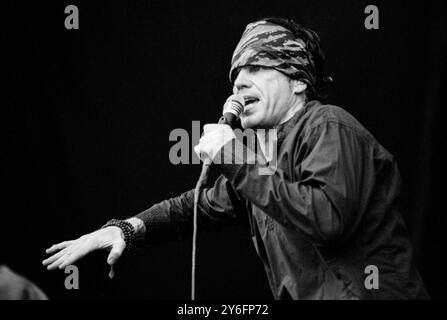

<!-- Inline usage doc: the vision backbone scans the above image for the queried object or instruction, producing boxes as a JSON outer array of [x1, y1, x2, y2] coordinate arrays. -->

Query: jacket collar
[[274, 100, 320, 145]]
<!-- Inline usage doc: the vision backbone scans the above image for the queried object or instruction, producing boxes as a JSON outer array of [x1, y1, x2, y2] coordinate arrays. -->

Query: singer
[[43, 17, 428, 299]]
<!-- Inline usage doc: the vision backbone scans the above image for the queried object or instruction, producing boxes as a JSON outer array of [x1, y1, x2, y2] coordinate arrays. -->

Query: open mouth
[[244, 96, 259, 107]]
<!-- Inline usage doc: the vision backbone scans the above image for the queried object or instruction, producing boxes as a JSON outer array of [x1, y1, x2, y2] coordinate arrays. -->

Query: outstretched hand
[[42, 226, 126, 272]]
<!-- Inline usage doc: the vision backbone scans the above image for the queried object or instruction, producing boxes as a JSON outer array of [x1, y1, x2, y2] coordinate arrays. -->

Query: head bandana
[[230, 20, 319, 94]]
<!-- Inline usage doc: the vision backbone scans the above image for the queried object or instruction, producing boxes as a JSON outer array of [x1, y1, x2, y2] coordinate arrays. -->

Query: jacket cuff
[[135, 203, 172, 243]]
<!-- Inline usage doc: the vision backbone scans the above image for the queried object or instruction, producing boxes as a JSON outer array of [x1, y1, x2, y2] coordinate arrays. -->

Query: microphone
[[202, 94, 245, 166], [191, 94, 245, 300], [217, 94, 245, 128]]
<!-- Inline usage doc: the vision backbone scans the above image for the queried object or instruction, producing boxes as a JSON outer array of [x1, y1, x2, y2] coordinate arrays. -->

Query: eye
[[232, 68, 242, 82], [247, 65, 263, 74]]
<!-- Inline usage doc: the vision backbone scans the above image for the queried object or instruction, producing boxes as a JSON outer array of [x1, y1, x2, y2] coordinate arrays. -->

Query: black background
[[2, 0, 446, 299]]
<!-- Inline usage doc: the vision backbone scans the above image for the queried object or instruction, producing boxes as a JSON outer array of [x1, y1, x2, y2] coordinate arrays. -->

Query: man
[[43, 17, 428, 299]]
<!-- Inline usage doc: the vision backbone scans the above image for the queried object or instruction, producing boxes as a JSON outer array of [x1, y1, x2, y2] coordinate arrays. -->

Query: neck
[[277, 98, 305, 127]]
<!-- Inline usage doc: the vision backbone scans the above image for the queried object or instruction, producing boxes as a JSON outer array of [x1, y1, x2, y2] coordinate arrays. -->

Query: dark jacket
[[137, 100, 428, 299]]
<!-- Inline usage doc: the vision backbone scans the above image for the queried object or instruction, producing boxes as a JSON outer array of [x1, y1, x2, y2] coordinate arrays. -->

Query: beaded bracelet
[[101, 219, 135, 251]]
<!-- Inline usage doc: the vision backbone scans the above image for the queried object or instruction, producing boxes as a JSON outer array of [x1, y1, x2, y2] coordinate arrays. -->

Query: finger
[[197, 134, 217, 158], [42, 247, 69, 266], [109, 265, 115, 279], [195, 142, 211, 160], [58, 243, 94, 270], [46, 241, 75, 254], [200, 129, 221, 143], [47, 252, 70, 270], [194, 147, 210, 163], [47, 241, 84, 270], [203, 124, 220, 134], [193, 144, 201, 159], [203, 124, 212, 134], [107, 240, 126, 266]]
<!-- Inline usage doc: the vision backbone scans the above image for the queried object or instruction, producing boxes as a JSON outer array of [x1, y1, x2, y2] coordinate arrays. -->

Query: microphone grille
[[223, 94, 245, 117]]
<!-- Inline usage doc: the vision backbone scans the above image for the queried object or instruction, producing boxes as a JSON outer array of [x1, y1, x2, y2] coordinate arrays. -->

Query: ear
[[291, 80, 307, 95]]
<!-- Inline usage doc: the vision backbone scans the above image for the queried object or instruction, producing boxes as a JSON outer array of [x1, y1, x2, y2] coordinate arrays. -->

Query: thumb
[[107, 239, 126, 266]]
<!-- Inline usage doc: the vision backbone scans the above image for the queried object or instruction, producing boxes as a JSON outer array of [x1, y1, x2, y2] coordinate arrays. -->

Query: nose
[[233, 68, 252, 93]]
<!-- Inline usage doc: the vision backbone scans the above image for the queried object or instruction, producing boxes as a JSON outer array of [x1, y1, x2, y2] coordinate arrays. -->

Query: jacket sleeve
[[219, 120, 374, 247], [135, 175, 245, 243]]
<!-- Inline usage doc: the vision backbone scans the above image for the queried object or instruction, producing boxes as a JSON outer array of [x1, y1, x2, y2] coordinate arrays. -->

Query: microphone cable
[[191, 160, 211, 300], [190, 94, 244, 300]]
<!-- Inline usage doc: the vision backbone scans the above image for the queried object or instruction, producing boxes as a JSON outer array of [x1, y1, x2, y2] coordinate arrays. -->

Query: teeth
[[244, 97, 258, 105]]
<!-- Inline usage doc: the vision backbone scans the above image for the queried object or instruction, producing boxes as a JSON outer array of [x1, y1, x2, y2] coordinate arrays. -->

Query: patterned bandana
[[229, 20, 319, 93]]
